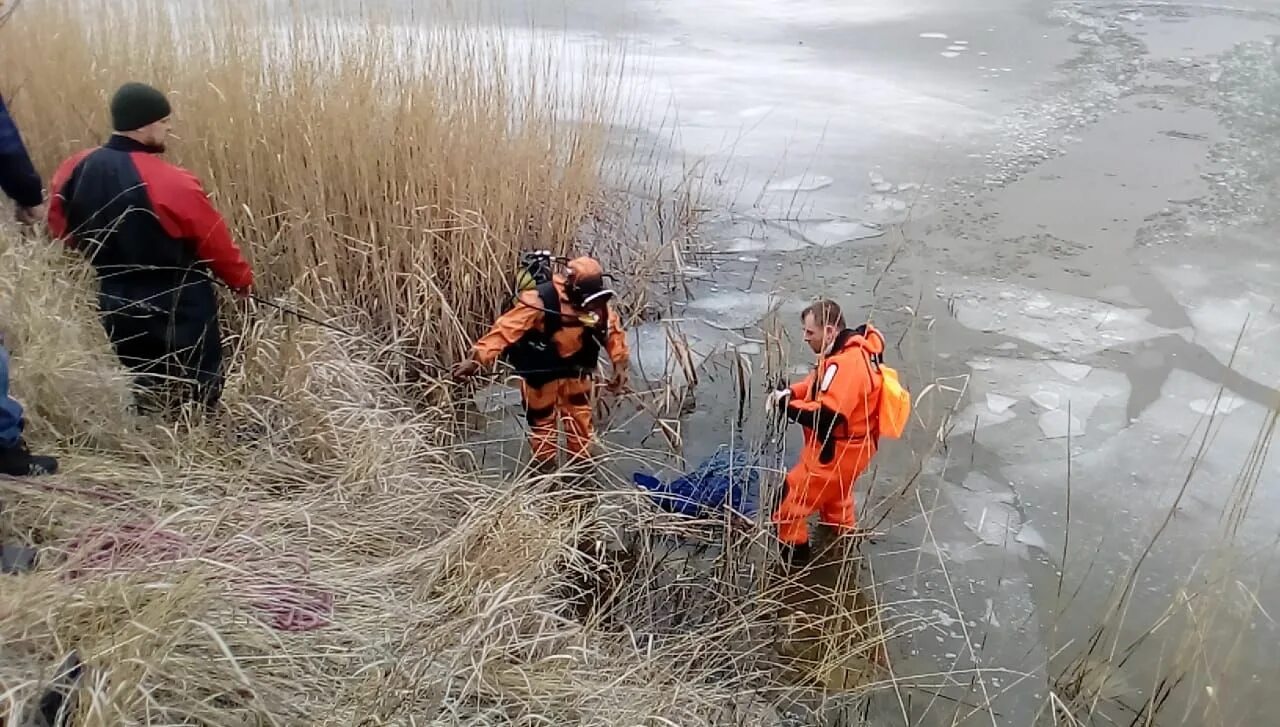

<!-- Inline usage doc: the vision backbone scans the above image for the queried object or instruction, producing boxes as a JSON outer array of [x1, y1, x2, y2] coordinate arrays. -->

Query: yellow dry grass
[[1, 0, 626, 364]]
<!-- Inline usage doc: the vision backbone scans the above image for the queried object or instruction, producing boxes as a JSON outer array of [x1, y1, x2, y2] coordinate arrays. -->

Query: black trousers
[[100, 304, 224, 414]]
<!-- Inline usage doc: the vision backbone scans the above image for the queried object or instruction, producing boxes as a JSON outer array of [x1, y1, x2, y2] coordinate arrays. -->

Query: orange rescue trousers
[[772, 438, 875, 546], [521, 376, 595, 465]]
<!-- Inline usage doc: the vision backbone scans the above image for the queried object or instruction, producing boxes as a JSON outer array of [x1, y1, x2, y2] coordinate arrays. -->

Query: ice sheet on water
[[800, 220, 885, 247], [947, 484, 1027, 549], [628, 320, 724, 386], [1188, 394, 1245, 417], [1153, 260, 1280, 384], [766, 174, 833, 193], [987, 393, 1018, 414], [950, 401, 1017, 436], [939, 277, 1178, 355], [869, 195, 910, 212], [957, 356, 1131, 453], [722, 235, 809, 253], [1046, 361, 1093, 382], [681, 265, 712, 280], [1031, 391, 1061, 410], [1038, 410, 1084, 439], [1004, 368, 1280, 551], [961, 472, 1017, 504], [685, 291, 779, 330], [1015, 523, 1049, 552]]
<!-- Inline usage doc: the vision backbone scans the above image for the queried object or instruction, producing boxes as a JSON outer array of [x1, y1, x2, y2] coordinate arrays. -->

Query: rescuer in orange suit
[[768, 299, 886, 566], [452, 256, 630, 471]]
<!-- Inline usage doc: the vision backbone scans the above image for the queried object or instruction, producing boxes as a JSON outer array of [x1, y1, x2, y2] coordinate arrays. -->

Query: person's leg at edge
[[0, 343, 57, 477], [521, 379, 560, 474], [772, 467, 817, 567], [815, 444, 874, 545], [182, 315, 225, 413], [559, 376, 596, 481]]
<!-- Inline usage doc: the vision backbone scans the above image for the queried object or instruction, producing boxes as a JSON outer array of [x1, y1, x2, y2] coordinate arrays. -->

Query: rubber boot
[[779, 542, 812, 570], [0, 438, 58, 477], [26, 650, 83, 727], [529, 457, 558, 478]]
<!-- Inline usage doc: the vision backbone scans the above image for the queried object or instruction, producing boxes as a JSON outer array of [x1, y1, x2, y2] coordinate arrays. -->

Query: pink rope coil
[[62, 521, 334, 632]]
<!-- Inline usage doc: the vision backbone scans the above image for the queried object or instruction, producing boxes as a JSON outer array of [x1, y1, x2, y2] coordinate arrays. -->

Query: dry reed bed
[[1, 0, 635, 364]]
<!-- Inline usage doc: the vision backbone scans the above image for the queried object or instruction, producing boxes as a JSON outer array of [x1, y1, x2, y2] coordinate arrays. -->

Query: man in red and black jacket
[[47, 82, 254, 413]]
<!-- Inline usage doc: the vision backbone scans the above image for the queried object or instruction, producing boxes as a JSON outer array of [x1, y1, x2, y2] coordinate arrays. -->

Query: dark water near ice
[[451, 1, 1280, 724]]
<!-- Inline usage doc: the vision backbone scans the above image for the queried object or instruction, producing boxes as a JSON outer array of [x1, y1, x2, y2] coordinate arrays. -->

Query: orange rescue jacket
[[786, 323, 886, 466], [472, 275, 629, 383]]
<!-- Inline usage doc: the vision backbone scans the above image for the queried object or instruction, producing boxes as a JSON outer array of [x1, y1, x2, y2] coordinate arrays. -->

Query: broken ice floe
[[1038, 410, 1085, 439], [799, 220, 885, 247], [685, 294, 769, 330], [958, 356, 1130, 445], [1015, 523, 1049, 552], [1046, 361, 1093, 382], [940, 278, 1177, 355], [1030, 391, 1061, 410], [1153, 261, 1280, 384], [986, 393, 1018, 414], [919, 32, 949, 39], [950, 402, 1016, 436]]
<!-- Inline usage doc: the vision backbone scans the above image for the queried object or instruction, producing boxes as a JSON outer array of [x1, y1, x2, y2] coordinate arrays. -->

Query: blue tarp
[[632, 446, 762, 519]]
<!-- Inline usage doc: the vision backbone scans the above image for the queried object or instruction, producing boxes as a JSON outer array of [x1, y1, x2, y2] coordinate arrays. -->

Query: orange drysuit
[[471, 275, 629, 464], [773, 324, 886, 546]]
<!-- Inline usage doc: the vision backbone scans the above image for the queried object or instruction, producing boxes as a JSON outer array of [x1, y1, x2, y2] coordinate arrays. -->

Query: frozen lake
[[452, 0, 1280, 723]]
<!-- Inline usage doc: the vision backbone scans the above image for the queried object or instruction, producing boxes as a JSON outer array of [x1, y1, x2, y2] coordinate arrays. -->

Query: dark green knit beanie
[[110, 82, 172, 132]]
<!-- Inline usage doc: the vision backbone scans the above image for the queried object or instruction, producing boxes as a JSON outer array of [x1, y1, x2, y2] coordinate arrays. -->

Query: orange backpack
[[876, 361, 911, 439]]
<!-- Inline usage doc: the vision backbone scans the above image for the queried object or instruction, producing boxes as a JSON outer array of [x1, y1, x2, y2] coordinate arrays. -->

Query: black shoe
[[0, 439, 59, 476]]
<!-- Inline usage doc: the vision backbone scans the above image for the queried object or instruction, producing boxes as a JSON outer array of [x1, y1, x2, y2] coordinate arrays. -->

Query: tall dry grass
[[1, 0, 641, 365]]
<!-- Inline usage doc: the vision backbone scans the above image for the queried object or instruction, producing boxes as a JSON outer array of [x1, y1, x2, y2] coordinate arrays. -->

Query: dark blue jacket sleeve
[[0, 93, 44, 208]]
